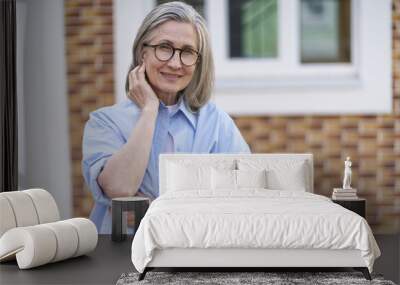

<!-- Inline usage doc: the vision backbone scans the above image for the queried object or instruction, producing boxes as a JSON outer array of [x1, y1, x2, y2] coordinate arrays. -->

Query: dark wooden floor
[[373, 233, 400, 284]]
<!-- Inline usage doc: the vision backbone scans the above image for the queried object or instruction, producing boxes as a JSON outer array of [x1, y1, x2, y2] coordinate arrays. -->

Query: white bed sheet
[[131, 190, 380, 273]]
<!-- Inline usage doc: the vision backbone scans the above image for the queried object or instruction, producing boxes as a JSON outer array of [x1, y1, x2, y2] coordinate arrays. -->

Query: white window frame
[[114, 0, 392, 115]]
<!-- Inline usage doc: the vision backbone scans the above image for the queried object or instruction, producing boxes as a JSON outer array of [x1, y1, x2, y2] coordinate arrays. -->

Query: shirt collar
[[160, 95, 197, 129], [178, 97, 197, 129]]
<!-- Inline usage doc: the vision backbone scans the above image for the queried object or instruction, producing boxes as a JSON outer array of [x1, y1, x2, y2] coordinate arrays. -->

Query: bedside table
[[332, 198, 366, 218], [112, 197, 150, 242]]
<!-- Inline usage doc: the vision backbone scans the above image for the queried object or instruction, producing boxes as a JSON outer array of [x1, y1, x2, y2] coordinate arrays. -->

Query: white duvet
[[131, 190, 380, 273]]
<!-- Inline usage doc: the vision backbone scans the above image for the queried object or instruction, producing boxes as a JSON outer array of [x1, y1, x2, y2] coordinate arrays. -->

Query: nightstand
[[112, 197, 150, 242], [332, 198, 366, 218]]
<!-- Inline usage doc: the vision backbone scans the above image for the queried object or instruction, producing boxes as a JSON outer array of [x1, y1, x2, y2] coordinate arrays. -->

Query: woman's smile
[[160, 72, 183, 82]]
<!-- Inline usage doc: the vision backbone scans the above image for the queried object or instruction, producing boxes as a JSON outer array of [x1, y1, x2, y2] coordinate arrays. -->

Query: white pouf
[[0, 189, 98, 269]]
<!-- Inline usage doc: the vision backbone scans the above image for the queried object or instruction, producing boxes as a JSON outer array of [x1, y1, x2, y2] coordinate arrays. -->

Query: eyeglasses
[[143, 43, 200, 66]]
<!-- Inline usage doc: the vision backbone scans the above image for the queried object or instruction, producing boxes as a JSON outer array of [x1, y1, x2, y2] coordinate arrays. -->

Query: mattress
[[131, 190, 380, 273]]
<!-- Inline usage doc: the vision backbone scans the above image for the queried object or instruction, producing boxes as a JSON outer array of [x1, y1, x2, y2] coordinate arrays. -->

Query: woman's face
[[142, 21, 198, 102]]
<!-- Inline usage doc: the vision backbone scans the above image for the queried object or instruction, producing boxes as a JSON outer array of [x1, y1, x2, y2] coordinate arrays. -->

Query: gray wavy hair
[[125, 1, 214, 112]]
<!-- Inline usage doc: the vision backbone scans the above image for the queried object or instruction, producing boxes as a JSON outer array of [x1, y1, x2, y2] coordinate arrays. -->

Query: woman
[[82, 1, 250, 233]]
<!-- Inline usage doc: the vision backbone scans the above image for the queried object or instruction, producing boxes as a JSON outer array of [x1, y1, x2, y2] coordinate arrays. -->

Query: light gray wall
[[16, 0, 72, 219]]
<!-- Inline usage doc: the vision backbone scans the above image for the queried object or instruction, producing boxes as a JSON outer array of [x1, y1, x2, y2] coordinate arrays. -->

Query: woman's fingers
[[127, 64, 159, 110], [127, 65, 146, 107], [128, 66, 139, 90], [136, 63, 146, 84], [128, 66, 140, 102]]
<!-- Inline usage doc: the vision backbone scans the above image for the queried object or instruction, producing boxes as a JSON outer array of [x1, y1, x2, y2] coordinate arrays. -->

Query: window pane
[[300, 0, 351, 63], [157, 0, 205, 19], [229, 0, 278, 58]]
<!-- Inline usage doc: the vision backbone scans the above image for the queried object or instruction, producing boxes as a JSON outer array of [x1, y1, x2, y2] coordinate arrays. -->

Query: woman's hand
[[127, 63, 159, 112], [99, 64, 159, 199]]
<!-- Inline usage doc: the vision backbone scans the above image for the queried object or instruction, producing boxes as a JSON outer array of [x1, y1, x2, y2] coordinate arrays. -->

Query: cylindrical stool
[[111, 197, 149, 242]]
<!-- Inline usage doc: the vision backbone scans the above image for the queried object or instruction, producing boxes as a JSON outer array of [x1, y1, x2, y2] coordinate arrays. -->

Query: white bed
[[131, 154, 380, 280]]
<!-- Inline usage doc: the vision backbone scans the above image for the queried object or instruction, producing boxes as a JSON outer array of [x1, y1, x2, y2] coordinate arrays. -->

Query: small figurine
[[342, 157, 352, 189]]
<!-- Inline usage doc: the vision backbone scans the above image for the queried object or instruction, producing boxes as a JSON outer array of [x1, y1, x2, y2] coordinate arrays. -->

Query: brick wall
[[65, 0, 400, 233], [65, 0, 115, 216]]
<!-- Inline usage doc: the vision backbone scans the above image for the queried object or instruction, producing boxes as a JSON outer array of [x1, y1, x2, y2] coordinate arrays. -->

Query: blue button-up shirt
[[82, 98, 250, 233]]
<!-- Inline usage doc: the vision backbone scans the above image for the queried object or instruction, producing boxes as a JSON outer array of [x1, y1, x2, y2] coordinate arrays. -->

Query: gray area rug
[[116, 271, 396, 285]]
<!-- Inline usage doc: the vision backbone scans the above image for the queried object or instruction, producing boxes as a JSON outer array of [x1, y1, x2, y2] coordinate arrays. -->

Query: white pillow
[[211, 169, 268, 190], [266, 168, 307, 191], [211, 168, 236, 190], [167, 162, 211, 192], [236, 169, 268, 189], [238, 159, 309, 191]]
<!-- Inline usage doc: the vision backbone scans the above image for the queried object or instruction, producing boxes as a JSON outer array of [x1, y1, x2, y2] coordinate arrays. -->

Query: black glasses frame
[[143, 43, 200, 66]]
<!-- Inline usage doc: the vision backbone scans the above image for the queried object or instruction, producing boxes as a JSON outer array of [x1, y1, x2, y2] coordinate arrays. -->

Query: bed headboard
[[159, 153, 314, 195]]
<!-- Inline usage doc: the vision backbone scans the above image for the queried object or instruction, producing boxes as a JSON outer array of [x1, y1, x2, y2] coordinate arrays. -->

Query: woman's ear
[[140, 51, 147, 64]]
